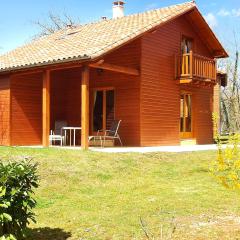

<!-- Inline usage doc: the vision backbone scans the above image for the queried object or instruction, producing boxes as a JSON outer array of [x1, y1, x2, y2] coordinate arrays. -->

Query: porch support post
[[81, 65, 90, 150], [42, 70, 50, 147]]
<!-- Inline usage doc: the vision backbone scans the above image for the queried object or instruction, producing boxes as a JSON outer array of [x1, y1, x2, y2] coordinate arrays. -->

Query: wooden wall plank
[[0, 75, 10, 145], [11, 73, 42, 146]]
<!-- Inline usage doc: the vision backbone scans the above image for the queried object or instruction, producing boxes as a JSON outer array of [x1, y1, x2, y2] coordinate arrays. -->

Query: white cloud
[[217, 8, 240, 17], [145, 3, 158, 11], [204, 13, 218, 28], [232, 8, 240, 17], [217, 9, 230, 17]]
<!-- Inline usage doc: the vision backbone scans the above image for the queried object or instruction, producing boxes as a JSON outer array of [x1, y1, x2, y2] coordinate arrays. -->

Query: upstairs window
[[181, 37, 193, 54]]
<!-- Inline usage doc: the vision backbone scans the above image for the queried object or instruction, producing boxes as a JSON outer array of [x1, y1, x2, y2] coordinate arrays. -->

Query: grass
[[1, 147, 240, 239]]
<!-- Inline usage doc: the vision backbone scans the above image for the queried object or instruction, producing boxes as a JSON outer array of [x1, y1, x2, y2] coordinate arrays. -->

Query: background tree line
[[220, 33, 240, 134]]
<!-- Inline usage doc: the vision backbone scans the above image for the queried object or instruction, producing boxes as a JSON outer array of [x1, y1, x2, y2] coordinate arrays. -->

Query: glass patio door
[[181, 36, 193, 54], [92, 89, 115, 133], [180, 93, 193, 138]]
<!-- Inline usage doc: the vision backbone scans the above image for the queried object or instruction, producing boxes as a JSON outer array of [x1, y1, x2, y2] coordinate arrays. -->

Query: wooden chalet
[[0, 1, 228, 149]]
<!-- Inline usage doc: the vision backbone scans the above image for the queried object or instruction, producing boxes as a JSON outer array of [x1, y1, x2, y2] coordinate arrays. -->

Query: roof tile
[[0, 1, 195, 71]]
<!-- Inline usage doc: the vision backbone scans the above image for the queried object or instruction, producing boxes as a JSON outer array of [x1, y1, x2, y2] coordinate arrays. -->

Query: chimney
[[113, 1, 125, 19]]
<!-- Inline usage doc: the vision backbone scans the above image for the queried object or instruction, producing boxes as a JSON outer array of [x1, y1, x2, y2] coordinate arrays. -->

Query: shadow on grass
[[26, 227, 71, 240]]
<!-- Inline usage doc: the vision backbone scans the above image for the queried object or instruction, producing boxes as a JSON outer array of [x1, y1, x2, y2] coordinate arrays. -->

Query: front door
[[180, 93, 193, 138], [92, 88, 115, 133]]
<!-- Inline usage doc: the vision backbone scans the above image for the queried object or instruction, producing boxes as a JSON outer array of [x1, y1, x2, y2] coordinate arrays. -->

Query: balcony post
[[190, 50, 193, 78]]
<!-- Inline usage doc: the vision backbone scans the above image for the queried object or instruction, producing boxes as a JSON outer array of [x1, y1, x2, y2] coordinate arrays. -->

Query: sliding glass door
[[92, 88, 115, 133]]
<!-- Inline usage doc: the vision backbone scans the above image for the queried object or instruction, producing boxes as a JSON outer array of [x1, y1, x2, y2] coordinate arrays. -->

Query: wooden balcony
[[175, 51, 217, 85]]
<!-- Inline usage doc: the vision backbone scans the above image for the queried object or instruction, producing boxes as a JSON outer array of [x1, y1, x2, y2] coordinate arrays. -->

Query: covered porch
[[10, 57, 140, 149]]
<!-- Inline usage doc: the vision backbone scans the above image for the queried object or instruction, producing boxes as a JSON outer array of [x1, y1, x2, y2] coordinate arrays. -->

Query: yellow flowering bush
[[211, 113, 240, 189]]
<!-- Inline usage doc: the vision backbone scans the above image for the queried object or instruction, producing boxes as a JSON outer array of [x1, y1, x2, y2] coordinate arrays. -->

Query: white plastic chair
[[49, 121, 67, 146]]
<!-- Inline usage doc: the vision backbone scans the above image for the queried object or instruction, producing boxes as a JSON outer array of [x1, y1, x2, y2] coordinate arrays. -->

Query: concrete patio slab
[[17, 144, 224, 153], [89, 144, 220, 153]]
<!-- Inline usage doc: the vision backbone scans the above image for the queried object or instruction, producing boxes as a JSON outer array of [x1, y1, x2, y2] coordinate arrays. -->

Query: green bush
[[212, 113, 240, 189], [0, 160, 39, 240]]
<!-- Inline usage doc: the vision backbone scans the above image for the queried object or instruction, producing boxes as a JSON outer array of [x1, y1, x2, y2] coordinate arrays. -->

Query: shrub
[[211, 113, 240, 189], [0, 160, 39, 240]]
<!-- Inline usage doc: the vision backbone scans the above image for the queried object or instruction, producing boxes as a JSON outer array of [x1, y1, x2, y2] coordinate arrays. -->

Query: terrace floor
[[48, 144, 221, 153], [19, 144, 226, 153], [91, 144, 220, 153]]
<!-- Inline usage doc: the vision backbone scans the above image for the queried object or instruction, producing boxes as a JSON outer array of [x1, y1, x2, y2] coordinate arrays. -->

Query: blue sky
[[0, 0, 240, 55]]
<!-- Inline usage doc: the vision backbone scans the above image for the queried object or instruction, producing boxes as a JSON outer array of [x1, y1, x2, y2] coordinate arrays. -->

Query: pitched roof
[[0, 1, 227, 73]]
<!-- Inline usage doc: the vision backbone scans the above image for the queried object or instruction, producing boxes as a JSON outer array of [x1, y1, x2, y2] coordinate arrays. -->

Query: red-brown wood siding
[[0, 75, 10, 145], [181, 85, 214, 144], [140, 14, 215, 146], [193, 87, 214, 144], [51, 68, 82, 145], [90, 39, 141, 146], [10, 73, 42, 146]]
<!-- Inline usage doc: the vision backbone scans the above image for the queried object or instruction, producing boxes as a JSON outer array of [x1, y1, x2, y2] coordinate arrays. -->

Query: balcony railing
[[175, 51, 217, 82]]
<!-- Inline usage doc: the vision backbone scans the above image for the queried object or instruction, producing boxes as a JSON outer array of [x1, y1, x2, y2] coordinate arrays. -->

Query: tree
[[32, 12, 80, 38], [211, 31, 240, 190], [219, 32, 240, 134]]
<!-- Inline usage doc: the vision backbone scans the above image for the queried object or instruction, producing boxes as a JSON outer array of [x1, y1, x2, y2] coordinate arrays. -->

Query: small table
[[61, 127, 81, 146]]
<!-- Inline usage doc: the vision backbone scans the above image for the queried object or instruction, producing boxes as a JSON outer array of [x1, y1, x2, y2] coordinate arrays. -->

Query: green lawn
[[1, 147, 240, 239]]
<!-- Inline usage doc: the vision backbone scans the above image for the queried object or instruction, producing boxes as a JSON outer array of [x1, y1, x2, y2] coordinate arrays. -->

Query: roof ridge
[[76, 1, 196, 28], [132, 1, 196, 17], [45, 1, 196, 34]]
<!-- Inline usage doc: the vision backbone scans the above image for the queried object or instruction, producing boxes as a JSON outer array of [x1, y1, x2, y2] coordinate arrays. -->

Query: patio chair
[[49, 120, 67, 146], [89, 120, 123, 147]]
